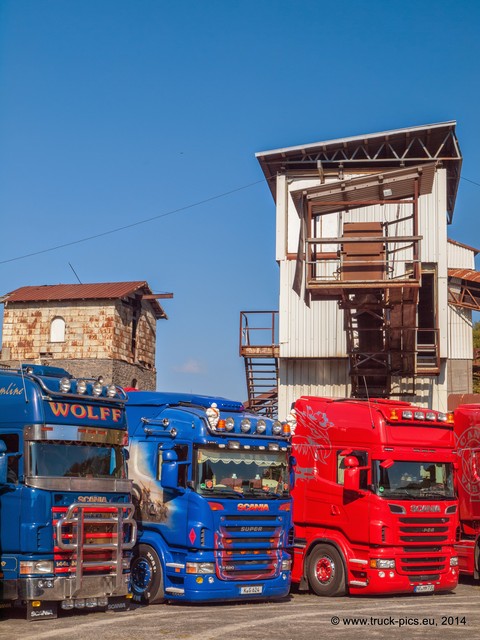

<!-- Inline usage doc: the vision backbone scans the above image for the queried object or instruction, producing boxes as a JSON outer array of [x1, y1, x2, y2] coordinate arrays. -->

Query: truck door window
[[174, 444, 189, 489], [337, 450, 369, 489], [1, 433, 19, 483]]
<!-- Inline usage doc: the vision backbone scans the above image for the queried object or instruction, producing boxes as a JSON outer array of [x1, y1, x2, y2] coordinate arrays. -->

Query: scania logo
[[410, 505, 441, 513], [237, 503, 269, 511], [77, 496, 108, 503]]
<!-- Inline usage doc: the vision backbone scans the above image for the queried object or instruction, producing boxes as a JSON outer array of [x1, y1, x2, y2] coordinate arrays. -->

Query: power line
[[461, 176, 480, 188], [0, 179, 265, 266], [2, 172, 479, 267]]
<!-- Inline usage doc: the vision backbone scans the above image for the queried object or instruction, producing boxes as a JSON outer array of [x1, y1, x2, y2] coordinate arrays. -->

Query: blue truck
[[0, 365, 137, 620], [125, 391, 293, 603]]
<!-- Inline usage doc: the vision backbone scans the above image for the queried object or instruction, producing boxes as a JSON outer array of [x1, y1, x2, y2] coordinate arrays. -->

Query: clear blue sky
[[0, 0, 479, 401]]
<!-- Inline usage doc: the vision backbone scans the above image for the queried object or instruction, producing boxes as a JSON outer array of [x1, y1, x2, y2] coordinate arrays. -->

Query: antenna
[[20, 364, 29, 404], [362, 375, 374, 429], [69, 263, 82, 284]]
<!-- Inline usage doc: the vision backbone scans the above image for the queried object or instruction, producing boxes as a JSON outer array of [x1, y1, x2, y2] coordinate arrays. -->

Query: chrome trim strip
[[25, 476, 132, 492]]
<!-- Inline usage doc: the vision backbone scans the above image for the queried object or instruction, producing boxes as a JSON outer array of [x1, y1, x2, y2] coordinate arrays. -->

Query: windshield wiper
[[419, 489, 449, 498], [383, 488, 418, 499], [243, 488, 282, 499], [200, 486, 242, 498]]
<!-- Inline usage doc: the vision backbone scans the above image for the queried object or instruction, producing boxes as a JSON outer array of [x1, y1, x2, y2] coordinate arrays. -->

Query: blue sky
[[0, 0, 479, 401]]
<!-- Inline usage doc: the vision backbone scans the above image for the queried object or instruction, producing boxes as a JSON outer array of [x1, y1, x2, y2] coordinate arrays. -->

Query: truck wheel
[[307, 544, 346, 597], [130, 544, 165, 604]]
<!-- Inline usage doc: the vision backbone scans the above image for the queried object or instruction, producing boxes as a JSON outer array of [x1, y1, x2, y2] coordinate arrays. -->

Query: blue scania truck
[[0, 365, 137, 620], [125, 391, 293, 604]]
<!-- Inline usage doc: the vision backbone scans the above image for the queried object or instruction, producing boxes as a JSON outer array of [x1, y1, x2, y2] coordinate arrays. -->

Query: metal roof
[[256, 121, 462, 220], [448, 269, 480, 283], [290, 163, 436, 216], [1, 281, 168, 319]]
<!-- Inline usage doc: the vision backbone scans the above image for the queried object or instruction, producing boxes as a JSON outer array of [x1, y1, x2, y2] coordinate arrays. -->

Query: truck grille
[[214, 515, 284, 581], [398, 517, 450, 544], [53, 503, 136, 590], [395, 516, 452, 578]]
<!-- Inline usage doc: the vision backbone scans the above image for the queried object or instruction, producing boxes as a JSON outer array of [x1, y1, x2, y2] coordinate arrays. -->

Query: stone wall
[[0, 295, 158, 389], [2, 297, 156, 368], [0, 358, 156, 390]]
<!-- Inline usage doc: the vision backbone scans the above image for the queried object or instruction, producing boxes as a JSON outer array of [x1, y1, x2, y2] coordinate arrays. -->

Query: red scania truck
[[289, 396, 459, 596], [453, 403, 480, 577]]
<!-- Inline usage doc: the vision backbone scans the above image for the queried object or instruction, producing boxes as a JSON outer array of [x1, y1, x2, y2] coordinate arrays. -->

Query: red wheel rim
[[315, 556, 334, 584]]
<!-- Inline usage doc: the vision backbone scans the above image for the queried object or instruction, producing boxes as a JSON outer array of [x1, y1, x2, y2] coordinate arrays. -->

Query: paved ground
[[1, 579, 479, 640]]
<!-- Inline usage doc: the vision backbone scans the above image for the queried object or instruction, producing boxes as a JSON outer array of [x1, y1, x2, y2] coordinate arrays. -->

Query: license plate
[[414, 584, 434, 593], [240, 585, 263, 595]]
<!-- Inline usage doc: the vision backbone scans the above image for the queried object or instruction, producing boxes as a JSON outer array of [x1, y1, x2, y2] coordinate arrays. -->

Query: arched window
[[50, 317, 65, 343]]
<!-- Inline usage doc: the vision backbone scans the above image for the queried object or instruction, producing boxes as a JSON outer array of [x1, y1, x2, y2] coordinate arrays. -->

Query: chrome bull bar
[[55, 502, 137, 595]]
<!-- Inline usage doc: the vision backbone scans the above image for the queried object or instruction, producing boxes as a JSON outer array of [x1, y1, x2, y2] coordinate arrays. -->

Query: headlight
[[272, 420, 283, 435], [256, 419, 267, 434], [240, 419, 251, 433], [59, 377, 71, 392], [92, 381, 103, 396], [186, 562, 215, 574], [76, 379, 87, 394], [106, 383, 117, 398], [370, 559, 395, 569], [20, 560, 54, 575], [450, 556, 459, 567], [225, 417, 235, 431], [281, 559, 292, 571]]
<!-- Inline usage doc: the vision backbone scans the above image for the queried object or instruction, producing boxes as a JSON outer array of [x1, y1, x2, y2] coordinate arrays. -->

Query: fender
[[302, 532, 351, 587], [135, 530, 170, 575]]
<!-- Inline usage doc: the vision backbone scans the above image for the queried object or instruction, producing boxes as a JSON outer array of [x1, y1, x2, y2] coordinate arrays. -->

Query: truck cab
[[0, 365, 136, 620], [290, 396, 459, 596], [126, 391, 292, 603]]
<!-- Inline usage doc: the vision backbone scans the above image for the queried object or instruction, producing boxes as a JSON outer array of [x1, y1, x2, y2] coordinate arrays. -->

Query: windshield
[[195, 447, 290, 499], [29, 441, 125, 479], [374, 460, 454, 499]]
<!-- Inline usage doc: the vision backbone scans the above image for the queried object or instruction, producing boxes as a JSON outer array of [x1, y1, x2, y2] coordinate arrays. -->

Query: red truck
[[453, 403, 480, 577], [289, 396, 459, 596]]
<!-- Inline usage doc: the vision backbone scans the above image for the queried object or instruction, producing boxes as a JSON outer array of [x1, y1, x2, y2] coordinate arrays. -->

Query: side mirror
[[0, 440, 7, 485], [289, 455, 297, 490], [343, 455, 360, 492], [161, 449, 184, 493]]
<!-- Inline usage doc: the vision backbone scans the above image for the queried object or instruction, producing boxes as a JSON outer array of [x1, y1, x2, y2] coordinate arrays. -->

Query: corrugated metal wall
[[279, 260, 346, 358], [448, 304, 473, 359], [391, 366, 448, 412], [278, 358, 350, 419], [447, 241, 476, 269]]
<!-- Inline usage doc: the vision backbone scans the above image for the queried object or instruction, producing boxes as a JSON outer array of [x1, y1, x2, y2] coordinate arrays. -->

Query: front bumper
[[169, 571, 291, 602], [2, 573, 130, 602], [349, 566, 458, 596]]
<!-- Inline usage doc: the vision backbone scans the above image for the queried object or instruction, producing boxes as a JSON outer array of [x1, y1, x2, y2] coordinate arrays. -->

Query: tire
[[307, 544, 346, 597], [130, 544, 165, 604]]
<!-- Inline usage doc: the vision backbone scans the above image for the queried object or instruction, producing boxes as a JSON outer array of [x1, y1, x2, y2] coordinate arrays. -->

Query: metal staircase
[[239, 312, 279, 417]]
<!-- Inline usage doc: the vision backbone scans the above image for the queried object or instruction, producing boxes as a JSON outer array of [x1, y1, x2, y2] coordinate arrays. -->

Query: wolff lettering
[[49, 402, 122, 422]]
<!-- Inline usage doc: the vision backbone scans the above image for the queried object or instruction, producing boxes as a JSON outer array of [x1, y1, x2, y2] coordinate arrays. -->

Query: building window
[[50, 317, 65, 343]]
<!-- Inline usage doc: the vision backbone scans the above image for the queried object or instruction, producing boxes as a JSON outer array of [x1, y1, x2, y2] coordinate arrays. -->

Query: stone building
[[0, 281, 170, 389]]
